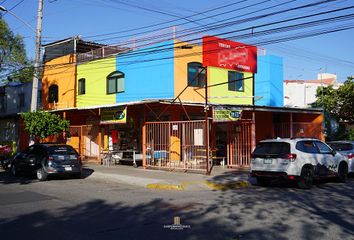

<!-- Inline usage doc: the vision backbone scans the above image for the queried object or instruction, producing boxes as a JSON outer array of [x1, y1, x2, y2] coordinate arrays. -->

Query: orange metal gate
[[68, 125, 100, 162], [228, 121, 253, 168], [144, 120, 211, 173]]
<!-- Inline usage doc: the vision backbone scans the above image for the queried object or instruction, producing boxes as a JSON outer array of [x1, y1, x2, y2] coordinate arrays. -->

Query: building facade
[[39, 35, 323, 172], [0, 81, 41, 151], [284, 73, 340, 108]]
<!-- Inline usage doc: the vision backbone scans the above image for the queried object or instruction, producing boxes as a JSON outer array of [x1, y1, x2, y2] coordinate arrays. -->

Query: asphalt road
[[0, 168, 353, 240]]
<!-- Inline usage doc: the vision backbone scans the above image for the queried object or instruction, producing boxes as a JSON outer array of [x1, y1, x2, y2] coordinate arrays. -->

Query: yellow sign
[[100, 106, 127, 124], [213, 107, 242, 122]]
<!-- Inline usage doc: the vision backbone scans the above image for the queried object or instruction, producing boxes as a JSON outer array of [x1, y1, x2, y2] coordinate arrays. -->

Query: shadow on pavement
[[1, 181, 354, 240], [0, 166, 95, 185]]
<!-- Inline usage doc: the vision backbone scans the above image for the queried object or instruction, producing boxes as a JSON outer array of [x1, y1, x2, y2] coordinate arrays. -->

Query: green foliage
[[0, 18, 32, 82], [21, 111, 70, 140], [312, 77, 354, 140]]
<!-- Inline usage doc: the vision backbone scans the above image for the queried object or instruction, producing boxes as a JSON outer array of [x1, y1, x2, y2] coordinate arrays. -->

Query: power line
[[86, 0, 334, 43], [82, 0, 251, 39], [4, 16, 354, 80]]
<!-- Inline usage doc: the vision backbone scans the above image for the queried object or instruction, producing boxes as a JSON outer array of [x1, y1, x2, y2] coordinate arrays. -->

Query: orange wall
[[174, 40, 205, 102], [296, 113, 324, 140], [255, 111, 274, 142], [42, 54, 76, 110]]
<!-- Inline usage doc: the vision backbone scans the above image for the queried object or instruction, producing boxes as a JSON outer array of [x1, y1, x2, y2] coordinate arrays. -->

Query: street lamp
[[0, 2, 44, 112]]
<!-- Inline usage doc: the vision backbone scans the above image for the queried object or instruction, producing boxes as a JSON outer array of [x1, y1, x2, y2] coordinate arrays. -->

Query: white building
[[284, 73, 341, 108]]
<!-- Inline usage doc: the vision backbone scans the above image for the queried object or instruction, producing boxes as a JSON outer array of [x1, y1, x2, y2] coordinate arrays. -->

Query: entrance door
[[228, 121, 252, 168]]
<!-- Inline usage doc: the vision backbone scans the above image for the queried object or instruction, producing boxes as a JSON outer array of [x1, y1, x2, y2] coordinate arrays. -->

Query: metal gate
[[68, 125, 99, 162], [228, 121, 253, 168], [144, 120, 211, 173]]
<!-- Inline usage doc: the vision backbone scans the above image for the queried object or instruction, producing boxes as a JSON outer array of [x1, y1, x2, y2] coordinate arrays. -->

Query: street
[[0, 167, 353, 240]]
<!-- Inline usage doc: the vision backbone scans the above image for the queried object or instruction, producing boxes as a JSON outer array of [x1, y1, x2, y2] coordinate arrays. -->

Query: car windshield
[[48, 146, 77, 155], [253, 142, 290, 156], [329, 143, 353, 151]]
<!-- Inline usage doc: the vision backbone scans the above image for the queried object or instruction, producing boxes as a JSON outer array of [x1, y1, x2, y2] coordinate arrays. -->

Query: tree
[[21, 111, 70, 141], [0, 18, 32, 82], [312, 77, 354, 140]]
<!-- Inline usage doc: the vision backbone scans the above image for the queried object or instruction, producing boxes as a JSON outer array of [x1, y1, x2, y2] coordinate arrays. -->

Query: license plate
[[264, 159, 273, 164], [65, 166, 72, 171]]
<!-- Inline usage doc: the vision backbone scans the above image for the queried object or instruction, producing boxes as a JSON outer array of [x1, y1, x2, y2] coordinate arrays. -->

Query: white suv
[[250, 138, 348, 188]]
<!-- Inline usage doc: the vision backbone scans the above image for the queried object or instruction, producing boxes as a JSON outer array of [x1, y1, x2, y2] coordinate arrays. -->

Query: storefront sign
[[100, 106, 127, 124], [202, 35, 257, 73], [213, 107, 242, 122]]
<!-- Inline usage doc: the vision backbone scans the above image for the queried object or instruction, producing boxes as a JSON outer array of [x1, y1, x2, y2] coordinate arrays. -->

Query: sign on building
[[202, 35, 257, 73], [100, 106, 127, 124], [213, 107, 242, 122]]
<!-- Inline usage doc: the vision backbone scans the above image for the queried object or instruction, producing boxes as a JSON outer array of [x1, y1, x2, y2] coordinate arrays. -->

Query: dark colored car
[[10, 143, 82, 181]]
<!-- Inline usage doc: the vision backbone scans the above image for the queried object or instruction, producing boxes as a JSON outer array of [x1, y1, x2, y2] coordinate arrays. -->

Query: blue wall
[[116, 40, 175, 103], [255, 55, 283, 107]]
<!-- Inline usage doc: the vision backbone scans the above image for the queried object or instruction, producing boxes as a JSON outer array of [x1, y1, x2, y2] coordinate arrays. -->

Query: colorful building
[[39, 35, 324, 173]]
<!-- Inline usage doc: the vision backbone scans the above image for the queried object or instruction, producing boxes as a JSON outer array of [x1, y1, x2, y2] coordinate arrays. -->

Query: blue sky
[[1, 0, 353, 81]]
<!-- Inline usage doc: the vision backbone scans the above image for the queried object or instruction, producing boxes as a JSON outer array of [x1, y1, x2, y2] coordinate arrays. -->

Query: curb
[[205, 180, 251, 190], [145, 180, 251, 191], [146, 183, 185, 191]]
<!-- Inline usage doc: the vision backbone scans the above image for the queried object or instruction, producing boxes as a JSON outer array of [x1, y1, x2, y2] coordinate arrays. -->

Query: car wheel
[[337, 162, 348, 183], [36, 168, 48, 181], [298, 166, 313, 189], [10, 164, 18, 176], [256, 177, 270, 187]]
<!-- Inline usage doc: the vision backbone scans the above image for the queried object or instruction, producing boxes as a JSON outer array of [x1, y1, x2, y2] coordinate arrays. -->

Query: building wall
[[255, 55, 283, 107], [116, 40, 175, 102], [4, 82, 32, 114], [42, 54, 76, 110], [76, 57, 116, 107], [284, 82, 320, 108], [174, 40, 204, 102], [208, 66, 253, 105]]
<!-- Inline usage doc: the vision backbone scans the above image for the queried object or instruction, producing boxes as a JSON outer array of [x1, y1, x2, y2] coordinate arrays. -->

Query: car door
[[314, 141, 336, 174], [23, 145, 38, 169], [297, 140, 328, 176], [15, 146, 35, 170]]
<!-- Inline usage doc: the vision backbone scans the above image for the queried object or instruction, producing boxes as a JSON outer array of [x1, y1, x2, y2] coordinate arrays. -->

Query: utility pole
[[30, 0, 44, 112], [204, 67, 210, 175]]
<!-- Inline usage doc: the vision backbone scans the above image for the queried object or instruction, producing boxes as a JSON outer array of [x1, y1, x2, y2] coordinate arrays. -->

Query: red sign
[[202, 36, 257, 73]]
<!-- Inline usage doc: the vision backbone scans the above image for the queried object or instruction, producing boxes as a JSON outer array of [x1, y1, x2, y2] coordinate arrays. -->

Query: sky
[[1, 0, 354, 82]]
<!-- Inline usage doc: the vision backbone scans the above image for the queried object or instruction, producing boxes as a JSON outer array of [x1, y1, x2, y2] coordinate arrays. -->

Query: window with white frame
[[107, 71, 125, 94]]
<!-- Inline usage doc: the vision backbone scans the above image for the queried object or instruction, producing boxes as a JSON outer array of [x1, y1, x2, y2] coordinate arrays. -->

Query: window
[[296, 141, 319, 154], [252, 142, 290, 157], [78, 78, 85, 95], [228, 71, 244, 91], [188, 62, 205, 87], [48, 85, 58, 103], [107, 71, 125, 94], [314, 141, 333, 154], [329, 142, 353, 151]]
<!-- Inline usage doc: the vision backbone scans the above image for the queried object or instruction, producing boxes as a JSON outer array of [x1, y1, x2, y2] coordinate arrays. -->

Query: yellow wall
[[42, 54, 76, 110], [174, 40, 205, 102], [208, 67, 253, 105], [77, 57, 116, 107]]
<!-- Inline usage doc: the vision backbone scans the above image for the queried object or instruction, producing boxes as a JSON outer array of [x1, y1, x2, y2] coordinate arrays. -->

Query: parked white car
[[250, 138, 348, 188]]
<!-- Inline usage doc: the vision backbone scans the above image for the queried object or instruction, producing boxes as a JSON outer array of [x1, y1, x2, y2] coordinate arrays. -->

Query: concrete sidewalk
[[83, 164, 255, 191]]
